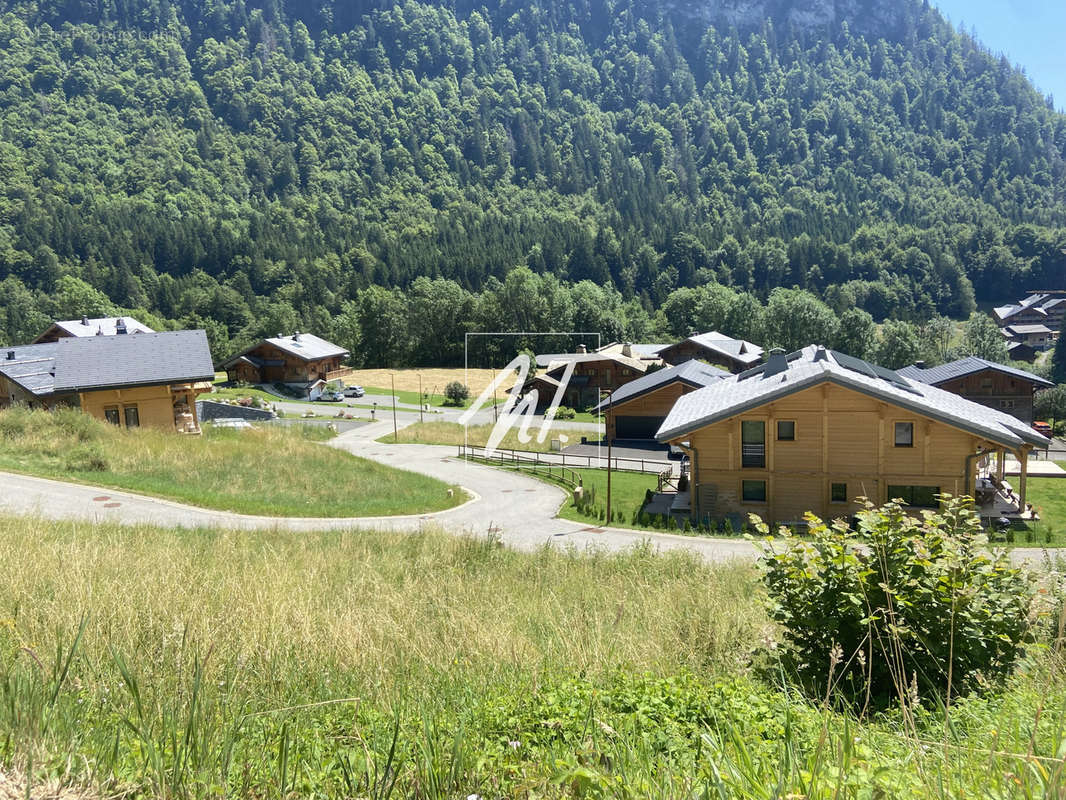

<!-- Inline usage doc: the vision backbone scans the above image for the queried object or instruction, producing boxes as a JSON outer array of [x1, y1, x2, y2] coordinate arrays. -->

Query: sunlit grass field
[[378, 420, 602, 452], [0, 407, 461, 517], [2, 516, 1066, 798]]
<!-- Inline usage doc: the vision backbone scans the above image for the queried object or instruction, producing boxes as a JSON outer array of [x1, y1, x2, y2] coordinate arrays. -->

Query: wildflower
[[508, 740, 520, 750]]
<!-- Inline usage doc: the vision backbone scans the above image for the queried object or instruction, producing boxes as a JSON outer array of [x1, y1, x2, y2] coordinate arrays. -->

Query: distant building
[[220, 333, 350, 395], [594, 360, 728, 441], [1007, 342, 1038, 363], [993, 294, 1066, 332], [0, 330, 215, 433], [897, 356, 1053, 425], [657, 331, 763, 373], [34, 315, 154, 343], [656, 346, 1048, 527], [1001, 323, 1055, 351], [525, 345, 649, 410]]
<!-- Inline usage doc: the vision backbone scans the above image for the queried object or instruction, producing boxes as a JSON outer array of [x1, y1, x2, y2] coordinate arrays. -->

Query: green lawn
[[206, 385, 283, 406], [363, 385, 474, 409], [1021, 476, 1066, 545], [378, 420, 602, 452], [0, 407, 462, 517]]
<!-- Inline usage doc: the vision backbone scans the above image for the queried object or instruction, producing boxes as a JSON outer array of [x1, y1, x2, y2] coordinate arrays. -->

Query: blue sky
[[932, 1, 1066, 110]]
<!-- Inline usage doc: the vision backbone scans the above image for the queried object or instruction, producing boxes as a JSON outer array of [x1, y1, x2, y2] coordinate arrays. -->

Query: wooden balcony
[[325, 366, 355, 382]]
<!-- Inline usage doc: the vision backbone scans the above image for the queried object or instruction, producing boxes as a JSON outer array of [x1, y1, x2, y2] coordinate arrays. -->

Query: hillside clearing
[[377, 420, 602, 452]]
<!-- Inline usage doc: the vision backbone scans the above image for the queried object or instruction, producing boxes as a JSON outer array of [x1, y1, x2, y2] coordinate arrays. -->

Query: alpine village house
[[652, 346, 1049, 527], [0, 329, 215, 433], [220, 333, 350, 398]]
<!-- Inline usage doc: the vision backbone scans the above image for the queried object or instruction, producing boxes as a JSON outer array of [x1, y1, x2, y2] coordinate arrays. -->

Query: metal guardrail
[[456, 443, 671, 476], [457, 445, 584, 489]]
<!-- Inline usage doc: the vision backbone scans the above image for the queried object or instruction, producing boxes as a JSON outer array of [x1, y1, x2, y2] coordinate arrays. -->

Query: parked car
[[319, 390, 344, 402], [343, 385, 365, 398]]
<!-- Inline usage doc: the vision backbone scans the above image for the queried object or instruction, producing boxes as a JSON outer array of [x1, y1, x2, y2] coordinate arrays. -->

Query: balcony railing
[[325, 366, 354, 382], [741, 443, 766, 469]]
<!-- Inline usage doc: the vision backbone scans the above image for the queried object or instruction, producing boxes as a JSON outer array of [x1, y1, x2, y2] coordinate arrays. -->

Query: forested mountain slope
[[0, 0, 1064, 362]]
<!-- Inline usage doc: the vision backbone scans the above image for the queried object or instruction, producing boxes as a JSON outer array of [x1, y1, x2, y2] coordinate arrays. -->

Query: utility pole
[[391, 373, 398, 442], [606, 408, 612, 526], [492, 368, 498, 422], [418, 374, 424, 424]]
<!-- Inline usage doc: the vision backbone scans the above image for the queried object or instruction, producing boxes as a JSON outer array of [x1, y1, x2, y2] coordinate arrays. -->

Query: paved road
[[0, 420, 1052, 567]]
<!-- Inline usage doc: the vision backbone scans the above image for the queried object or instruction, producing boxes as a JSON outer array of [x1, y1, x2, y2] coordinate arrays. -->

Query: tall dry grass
[[379, 420, 602, 452]]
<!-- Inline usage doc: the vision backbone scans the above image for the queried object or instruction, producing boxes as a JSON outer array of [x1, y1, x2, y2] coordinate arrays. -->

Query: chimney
[[277, 333, 284, 339], [915, 360, 926, 370], [292, 332, 301, 341], [762, 348, 789, 378], [622, 342, 633, 358], [813, 346, 829, 362], [576, 344, 587, 354], [81, 315, 89, 326], [115, 317, 127, 334], [6, 350, 14, 361]]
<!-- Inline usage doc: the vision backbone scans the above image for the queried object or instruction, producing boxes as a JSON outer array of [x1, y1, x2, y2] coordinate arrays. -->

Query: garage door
[[615, 415, 664, 440]]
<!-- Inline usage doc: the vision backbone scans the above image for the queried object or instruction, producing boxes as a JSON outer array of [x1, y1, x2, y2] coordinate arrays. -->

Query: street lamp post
[[600, 388, 612, 526]]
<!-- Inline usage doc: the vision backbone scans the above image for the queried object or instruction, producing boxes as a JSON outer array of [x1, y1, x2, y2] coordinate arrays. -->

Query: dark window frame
[[741, 420, 766, 468], [776, 420, 796, 441], [894, 421, 914, 448], [741, 480, 767, 503], [123, 405, 140, 429], [103, 406, 120, 426], [830, 482, 848, 503], [887, 485, 940, 509]]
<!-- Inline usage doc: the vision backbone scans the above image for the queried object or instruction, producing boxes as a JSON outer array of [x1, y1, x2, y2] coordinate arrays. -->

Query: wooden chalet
[[525, 345, 648, 410], [220, 333, 350, 388], [594, 360, 728, 440], [657, 331, 763, 373], [898, 357, 1053, 425], [0, 330, 215, 433], [656, 346, 1049, 528]]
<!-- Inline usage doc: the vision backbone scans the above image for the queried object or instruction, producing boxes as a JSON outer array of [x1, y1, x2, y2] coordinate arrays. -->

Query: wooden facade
[[79, 383, 209, 433], [224, 343, 345, 385], [933, 369, 1044, 425], [606, 381, 696, 440], [658, 341, 746, 372], [668, 382, 1031, 526], [529, 357, 645, 410]]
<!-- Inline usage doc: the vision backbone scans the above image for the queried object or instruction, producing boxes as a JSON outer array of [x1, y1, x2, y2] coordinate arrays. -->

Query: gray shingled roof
[[52, 330, 215, 392], [262, 333, 348, 361], [657, 346, 1048, 450], [1005, 324, 1053, 335], [594, 360, 728, 411], [663, 331, 764, 366], [897, 356, 1053, 388], [0, 342, 59, 396]]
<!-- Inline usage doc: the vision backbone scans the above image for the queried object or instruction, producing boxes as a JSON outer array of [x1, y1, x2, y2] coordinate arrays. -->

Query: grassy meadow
[[378, 420, 603, 453], [2, 516, 1066, 798], [0, 407, 461, 517]]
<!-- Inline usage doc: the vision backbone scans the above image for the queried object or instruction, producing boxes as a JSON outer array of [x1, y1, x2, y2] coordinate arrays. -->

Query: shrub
[[753, 496, 1035, 711], [444, 381, 470, 406], [553, 405, 576, 420]]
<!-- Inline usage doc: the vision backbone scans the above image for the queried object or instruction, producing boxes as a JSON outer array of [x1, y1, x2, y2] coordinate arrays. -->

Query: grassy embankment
[[1, 518, 1066, 798], [377, 420, 603, 453], [0, 407, 461, 517]]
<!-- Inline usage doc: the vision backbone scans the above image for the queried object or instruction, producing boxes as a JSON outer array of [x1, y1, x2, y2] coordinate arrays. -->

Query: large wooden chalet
[[0, 331, 215, 433], [220, 333, 350, 387], [656, 346, 1049, 527]]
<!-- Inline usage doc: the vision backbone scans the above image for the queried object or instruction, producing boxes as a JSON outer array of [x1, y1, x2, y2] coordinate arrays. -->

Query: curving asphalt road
[[0, 420, 1053, 567]]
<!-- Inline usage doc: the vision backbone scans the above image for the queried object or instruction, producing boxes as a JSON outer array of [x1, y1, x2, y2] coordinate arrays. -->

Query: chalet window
[[1000, 399, 1015, 409], [887, 485, 940, 508], [124, 405, 140, 428], [742, 480, 767, 503], [776, 420, 796, 441], [741, 420, 766, 468], [103, 407, 120, 425], [831, 482, 847, 503], [894, 422, 914, 448], [981, 377, 993, 389]]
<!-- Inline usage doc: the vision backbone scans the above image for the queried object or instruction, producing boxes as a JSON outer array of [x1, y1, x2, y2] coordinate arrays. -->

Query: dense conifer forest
[[0, 0, 1064, 365]]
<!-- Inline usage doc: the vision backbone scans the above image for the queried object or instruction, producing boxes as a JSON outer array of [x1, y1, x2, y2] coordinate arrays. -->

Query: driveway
[[0, 420, 1051, 567]]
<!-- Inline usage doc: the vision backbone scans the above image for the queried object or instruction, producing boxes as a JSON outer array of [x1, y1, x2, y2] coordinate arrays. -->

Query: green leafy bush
[[753, 496, 1035, 710], [553, 406, 576, 419], [443, 381, 469, 406]]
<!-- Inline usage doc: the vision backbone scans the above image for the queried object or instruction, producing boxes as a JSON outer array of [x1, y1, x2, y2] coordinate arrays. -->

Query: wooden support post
[[997, 450, 1006, 485], [1018, 447, 1029, 513]]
